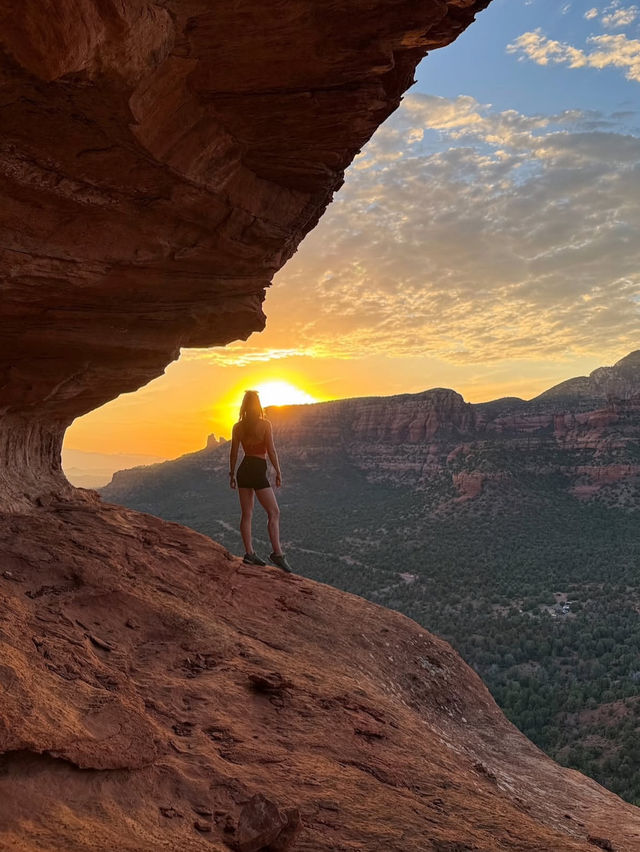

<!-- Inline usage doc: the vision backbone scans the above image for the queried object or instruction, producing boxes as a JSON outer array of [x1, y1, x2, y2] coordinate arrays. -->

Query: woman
[[229, 390, 292, 572]]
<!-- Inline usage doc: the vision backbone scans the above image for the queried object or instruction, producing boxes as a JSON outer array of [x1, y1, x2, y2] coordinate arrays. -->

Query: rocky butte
[[1, 2, 640, 850]]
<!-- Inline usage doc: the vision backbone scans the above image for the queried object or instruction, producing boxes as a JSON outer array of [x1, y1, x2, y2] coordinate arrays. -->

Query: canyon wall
[[257, 351, 640, 499]]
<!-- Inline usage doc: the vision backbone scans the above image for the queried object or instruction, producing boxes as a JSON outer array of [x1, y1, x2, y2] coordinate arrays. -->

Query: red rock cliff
[[261, 361, 640, 497], [0, 0, 489, 510], [2, 504, 640, 851]]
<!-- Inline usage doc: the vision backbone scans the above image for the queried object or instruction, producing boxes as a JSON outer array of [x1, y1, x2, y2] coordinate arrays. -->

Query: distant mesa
[[534, 349, 640, 403]]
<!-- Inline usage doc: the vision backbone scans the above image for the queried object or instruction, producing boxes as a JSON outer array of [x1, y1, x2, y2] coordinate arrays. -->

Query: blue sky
[[417, 0, 640, 121]]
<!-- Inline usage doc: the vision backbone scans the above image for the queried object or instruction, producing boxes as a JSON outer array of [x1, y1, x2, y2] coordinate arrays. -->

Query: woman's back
[[237, 418, 268, 457]]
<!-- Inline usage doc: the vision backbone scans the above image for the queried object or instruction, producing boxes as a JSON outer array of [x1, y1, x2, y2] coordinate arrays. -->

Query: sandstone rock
[[587, 837, 615, 851], [1, 502, 639, 851], [452, 471, 484, 500], [248, 671, 291, 694], [236, 793, 288, 852], [269, 808, 303, 851], [206, 434, 227, 449], [159, 806, 183, 819]]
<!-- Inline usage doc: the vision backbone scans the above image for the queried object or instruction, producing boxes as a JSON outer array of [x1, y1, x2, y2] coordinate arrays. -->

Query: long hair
[[238, 390, 264, 440]]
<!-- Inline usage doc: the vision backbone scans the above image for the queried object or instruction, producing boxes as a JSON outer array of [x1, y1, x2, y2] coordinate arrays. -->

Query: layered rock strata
[[1, 501, 639, 851], [0, 0, 489, 510]]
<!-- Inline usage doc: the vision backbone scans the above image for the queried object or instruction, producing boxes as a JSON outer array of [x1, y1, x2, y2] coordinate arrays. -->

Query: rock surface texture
[[0, 0, 489, 511], [2, 500, 640, 851]]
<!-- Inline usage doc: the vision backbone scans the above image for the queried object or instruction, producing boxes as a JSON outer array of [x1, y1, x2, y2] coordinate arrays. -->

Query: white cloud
[[602, 2, 638, 28], [588, 33, 640, 78], [603, 7, 637, 26], [507, 30, 587, 69], [508, 29, 640, 82], [583, 2, 639, 27]]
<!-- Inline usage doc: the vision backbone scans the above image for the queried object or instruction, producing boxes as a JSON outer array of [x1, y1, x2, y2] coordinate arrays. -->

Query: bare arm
[[265, 420, 282, 487], [229, 423, 240, 489]]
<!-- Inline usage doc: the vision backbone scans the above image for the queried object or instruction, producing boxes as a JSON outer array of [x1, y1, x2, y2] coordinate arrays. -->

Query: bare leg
[[238, 488, 255, 553], [255, 487, 282, 555]]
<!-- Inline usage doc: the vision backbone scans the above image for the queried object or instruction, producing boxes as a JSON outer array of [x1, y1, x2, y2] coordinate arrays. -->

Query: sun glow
[[252, 381, 317, 408], [218, 379, 319, 435]]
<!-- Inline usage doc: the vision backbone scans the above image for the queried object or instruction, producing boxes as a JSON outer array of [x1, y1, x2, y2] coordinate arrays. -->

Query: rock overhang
[[0, 0, 490, 508]]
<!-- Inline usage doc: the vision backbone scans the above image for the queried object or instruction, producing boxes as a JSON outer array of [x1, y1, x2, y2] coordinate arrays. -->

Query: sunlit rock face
[[269, 388, 475, 447], [0, 0, 490, 510]]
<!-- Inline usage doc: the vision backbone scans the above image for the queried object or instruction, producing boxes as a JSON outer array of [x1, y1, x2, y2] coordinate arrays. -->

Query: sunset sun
[[219, 379, 320, 434], [252, 380, 317, 408]]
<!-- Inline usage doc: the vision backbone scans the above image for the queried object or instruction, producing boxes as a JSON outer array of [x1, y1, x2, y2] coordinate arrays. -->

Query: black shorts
[[236, 456, 270, 490]]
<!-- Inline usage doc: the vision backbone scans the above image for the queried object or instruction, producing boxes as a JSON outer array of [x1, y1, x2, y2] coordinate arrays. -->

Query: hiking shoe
[[243, 552, 267, 566], [270, 552, 293, 573]]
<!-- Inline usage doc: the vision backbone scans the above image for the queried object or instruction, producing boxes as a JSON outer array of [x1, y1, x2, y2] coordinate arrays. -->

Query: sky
[[65, 0, 640, 459]]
